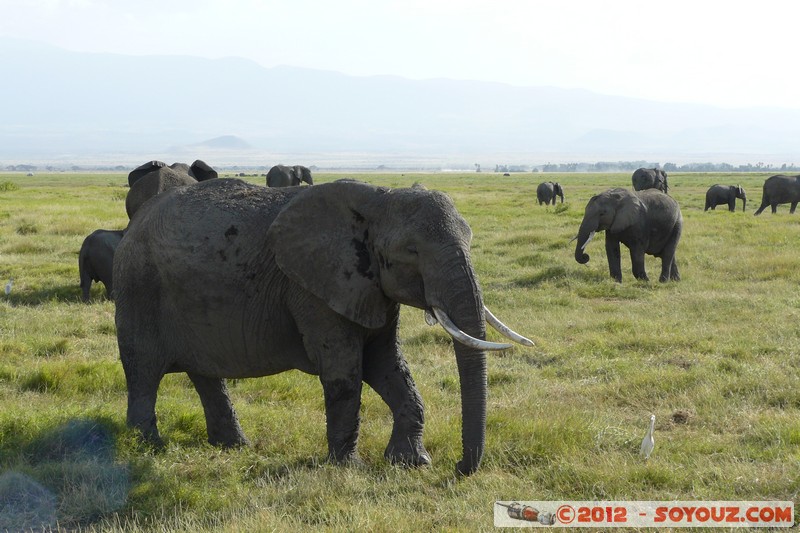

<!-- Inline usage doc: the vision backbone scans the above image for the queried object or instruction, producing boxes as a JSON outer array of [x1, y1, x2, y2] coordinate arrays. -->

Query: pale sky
[[1, 0, 798, 109]]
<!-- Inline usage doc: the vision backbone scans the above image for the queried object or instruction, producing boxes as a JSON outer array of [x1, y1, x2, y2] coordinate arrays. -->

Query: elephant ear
[[610, 192, 647, 233], [267, 182, 393, 329]]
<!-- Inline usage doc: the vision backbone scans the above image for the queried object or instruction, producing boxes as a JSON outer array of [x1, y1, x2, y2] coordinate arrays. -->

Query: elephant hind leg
[[123, 360, 164, 446], [187, 373, 249, 447], [669, 257, 680, 281], [362, 342, 429, 467], [791, 202, 798, 214]]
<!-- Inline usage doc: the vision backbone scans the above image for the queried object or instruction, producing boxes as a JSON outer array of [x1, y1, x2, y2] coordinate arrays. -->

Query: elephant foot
[[328, 450, 364, 467], [385, 437, 431, 468], [208, 431, 250, 448]]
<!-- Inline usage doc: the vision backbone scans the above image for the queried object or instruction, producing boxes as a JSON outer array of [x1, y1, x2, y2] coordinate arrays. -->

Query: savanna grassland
[[0, 171, 798, 531]]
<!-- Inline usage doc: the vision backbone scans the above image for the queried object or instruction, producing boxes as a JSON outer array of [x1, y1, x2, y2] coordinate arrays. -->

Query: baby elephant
[[536, 181, 564, 205], [79, 229, 124, 301], [705, 184, 746, 212], [574, 188, 682, 282]]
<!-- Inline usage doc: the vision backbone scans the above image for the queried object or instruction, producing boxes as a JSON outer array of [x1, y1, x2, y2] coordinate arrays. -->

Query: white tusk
[[580, 231, 596, 252], [432, 307, 512, 351], [484, 306, 535, 347]]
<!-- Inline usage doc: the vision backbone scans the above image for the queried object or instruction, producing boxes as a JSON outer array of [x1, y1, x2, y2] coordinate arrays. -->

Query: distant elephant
[[79, 229, 124, 301], [705, 184, 746, 212], [127, 160, 217, 187], [574, 188, 682, 282], [125, 164, 198, 219], [536, 182, 564, 205], [631, 168, 669, 194], [266, 164, 313, 187], [114, 179, 532, 475], [753, 174, 800, 215]]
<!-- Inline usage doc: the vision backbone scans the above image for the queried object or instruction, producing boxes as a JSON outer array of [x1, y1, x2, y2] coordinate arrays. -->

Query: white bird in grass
[[640, 414, 656, 460], [4, 278, 12, 296]]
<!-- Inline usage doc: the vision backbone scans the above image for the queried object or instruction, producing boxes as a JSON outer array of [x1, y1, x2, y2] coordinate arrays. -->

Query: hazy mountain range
[[3, 38, 800, 168]]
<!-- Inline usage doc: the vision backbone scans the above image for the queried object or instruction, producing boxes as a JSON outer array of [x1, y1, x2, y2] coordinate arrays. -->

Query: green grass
[[0, 171, 798, 531]]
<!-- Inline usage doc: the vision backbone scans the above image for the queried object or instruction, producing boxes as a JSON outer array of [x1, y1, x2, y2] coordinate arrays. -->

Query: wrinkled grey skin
[[536, 182, 564, 205], [705, 184, 746, 212], [114, 179, 494, 475], [79, 229, 124, 302], [753, 174, 800, 215], [266, 164, 314, 187], [631, 168, 669, 194], [575, 188, 682, 282], [125, 165, 198, 219]]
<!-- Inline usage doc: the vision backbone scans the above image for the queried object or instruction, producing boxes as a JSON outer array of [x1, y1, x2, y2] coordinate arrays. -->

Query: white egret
[[4, 278, 12, 296], [640, 414, 655, 460]]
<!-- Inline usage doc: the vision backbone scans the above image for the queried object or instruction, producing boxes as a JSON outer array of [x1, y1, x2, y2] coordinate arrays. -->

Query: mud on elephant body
[[574, 188, 682, 282], [79, 229, 124, 301], [114, 179, 530, 475]]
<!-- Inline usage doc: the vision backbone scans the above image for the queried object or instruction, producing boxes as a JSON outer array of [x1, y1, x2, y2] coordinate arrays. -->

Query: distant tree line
[[494, 161, 800, 173]]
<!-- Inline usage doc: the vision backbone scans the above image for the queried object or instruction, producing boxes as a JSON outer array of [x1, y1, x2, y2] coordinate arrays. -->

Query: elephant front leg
[[605, 236, 623, 282], [188, 373, 249, 447], [363, 338, 430, 467], [321, 374, 363, 463], [791, 202, 798, 214]]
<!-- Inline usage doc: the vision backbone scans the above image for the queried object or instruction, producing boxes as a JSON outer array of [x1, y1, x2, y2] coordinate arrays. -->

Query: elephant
[[631, 168, 669, 194], [705, 184, 746, 212], [574, 188, 682, 282], [753, 174, 800, 215], [125, 164, 198, 219], [79, 229, 124, 302], [536, 182, 564, 205], [266, 164, 313, 187], [127, 160, 217, 187], [113, 179, 532, 475]]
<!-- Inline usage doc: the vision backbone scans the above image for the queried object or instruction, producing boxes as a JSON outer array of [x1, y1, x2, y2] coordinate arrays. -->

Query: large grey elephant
[[574, 188, 682, 282], [266, 164, 313, 187], [114, 179, 531, 475], [753, 174, 800, 215], [79, 229, 124, 301], [705, 184, 746, 212], [125, 164, 198, 219], [631, 168, 669, 194], [536, 182, 564, 205]]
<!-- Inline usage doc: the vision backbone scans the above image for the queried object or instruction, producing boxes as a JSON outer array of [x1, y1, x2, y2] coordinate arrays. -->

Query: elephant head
[[554, 182, 564, 203], [735, 185, 747, 211], [127, 160, 166, 187], [268, 181, 530, 474], [293, 165, 313, 186], [575, 188, 645, 264]]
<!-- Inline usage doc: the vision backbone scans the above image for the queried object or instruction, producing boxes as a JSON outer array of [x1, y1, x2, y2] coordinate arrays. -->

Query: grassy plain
[[0, 171, 798, 531]]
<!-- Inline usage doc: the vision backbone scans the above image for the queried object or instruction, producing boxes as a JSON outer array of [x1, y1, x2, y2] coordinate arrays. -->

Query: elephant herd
[[69, 162, 800, 476], [538, 167, 797, 283]]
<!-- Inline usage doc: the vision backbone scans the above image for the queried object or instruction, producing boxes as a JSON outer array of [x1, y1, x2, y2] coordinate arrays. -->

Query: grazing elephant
[[114, 179, 532, 475], [753, 174, 800, 215], [536, 182, 564, 205], [574, 188, 682, 282], [631, 168, 669, 194], [125, 165, 198, 219], [79, 229, 124, 301], [705, 184, 746, 212], [266, 164, 313, 187]]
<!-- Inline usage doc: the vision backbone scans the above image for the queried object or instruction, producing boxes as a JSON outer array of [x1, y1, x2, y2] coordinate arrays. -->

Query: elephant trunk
[[432, 259, 489, 475], [741, 197, 746, 212], [574, 219, 596, 264]]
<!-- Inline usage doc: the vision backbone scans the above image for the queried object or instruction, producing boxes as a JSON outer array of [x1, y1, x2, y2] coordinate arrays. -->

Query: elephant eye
[[407, 245, 418, 255]]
